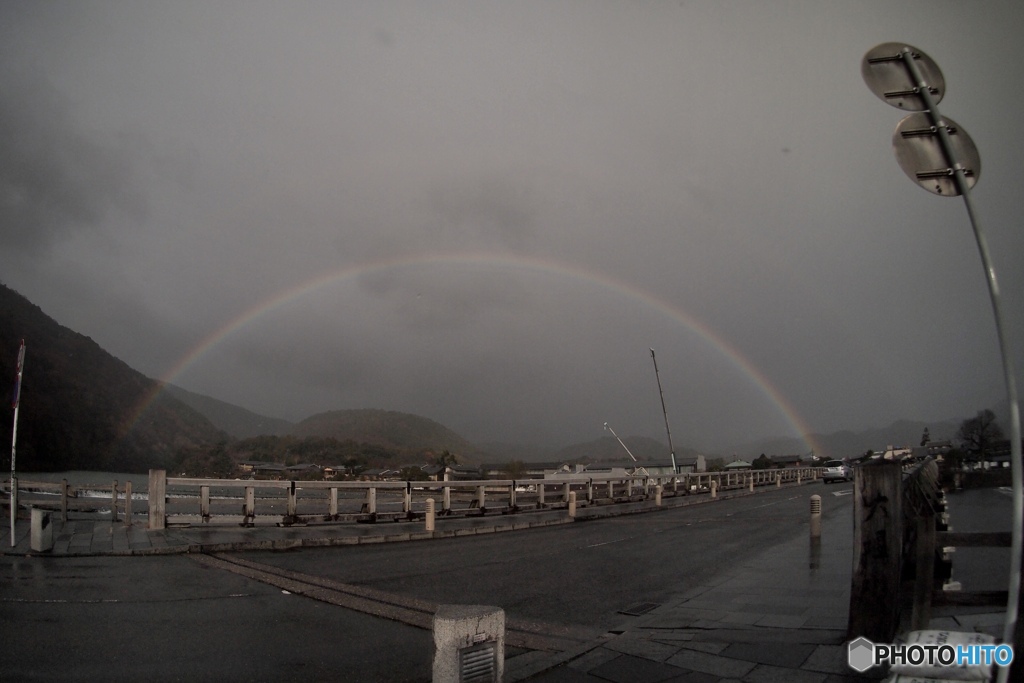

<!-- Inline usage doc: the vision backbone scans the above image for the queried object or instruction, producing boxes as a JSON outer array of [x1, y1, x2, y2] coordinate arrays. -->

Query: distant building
[[769, 454, 803, 468], [723, 460, 752, 471], [445, 465, 482, 481], [676, 455, 707, 473], [879, 445, 913, 461], [252, 462, 287, 479]]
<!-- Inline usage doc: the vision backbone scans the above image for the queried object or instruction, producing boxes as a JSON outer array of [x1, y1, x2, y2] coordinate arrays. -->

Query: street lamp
[[862, 43, 1022, 682]]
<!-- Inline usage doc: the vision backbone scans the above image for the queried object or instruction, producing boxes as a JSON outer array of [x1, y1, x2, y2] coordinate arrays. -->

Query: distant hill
[[290, 409, 483, 462], [164, 384, 294, 438], [0, 283, 227, 473], [727, 418, 963, 460]]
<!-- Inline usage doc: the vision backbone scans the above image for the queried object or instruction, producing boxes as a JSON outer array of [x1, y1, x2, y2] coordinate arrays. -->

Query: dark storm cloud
[[0, 73, 141, 252], [1, 2, 1022, 454]]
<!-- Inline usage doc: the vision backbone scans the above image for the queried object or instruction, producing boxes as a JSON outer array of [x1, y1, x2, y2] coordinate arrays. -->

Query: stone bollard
[[776, 472, 781, 488], [433, 605, 504, 683], [810, 494, 822, 539], [710, 480, 717, 498], [30, 507, 54, 552], [567, 491, 576, 517], [425, 498, 436, 532], [749, 476, 754, 492], [655, 484, 663, 506]]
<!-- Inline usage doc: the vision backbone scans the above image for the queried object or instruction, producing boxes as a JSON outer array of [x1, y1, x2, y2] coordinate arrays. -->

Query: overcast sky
[[2, 1, 1022, 453]]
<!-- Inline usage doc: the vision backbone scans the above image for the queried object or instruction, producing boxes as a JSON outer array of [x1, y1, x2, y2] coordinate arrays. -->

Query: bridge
[[1, 465, 1013, 681]]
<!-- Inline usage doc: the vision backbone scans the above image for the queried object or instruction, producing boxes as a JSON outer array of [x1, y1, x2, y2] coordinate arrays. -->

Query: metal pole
[[650, 349, 678, 473], [900, 47, 1023, 680], [10, 340, 24, 547]]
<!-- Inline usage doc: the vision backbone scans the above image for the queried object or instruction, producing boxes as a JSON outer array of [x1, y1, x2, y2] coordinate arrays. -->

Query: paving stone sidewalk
[[513, 500, 880, 682]]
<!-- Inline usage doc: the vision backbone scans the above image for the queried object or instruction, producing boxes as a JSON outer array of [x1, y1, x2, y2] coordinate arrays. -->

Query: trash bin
[[31, 507, 54, 552]]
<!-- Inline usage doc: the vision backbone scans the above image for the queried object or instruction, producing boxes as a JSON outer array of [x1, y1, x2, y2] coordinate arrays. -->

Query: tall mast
[[650, 349, 677, 473]]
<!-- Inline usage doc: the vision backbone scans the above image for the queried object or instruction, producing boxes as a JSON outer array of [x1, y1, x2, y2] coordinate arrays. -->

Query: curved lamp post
[[862, 43, 1022, 682]]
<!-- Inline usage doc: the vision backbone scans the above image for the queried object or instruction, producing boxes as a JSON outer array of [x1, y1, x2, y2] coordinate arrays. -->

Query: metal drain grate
[[618, 602, 660, 616], [459, 641, 497, 682]]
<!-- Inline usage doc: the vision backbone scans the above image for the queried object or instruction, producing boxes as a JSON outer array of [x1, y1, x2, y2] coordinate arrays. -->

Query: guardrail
[[5, 467, 823, 529], [144, 467, 821, 529], [4, 478, 133, 524]]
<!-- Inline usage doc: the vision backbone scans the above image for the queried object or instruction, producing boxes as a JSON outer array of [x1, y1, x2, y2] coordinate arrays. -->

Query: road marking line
[[584, 538, 628, 548]]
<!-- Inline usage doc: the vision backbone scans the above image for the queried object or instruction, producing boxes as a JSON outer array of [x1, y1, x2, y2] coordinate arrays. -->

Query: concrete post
[[30, 507, 53, 552], [538, 482, 545, 507], [563, 481, 570, 503], [607, 479, 614, 500], [476, 485, 486, 514], [810, 494, 822, 539], [443, 486, 451, 514], [425, 498, 436, 532], [568, 491, 576, 518], [655, 484, 663, 506], [508, 483, 516, 510], [432, 605, 504, 683], [365, 487, 377, 515], [285, 481, 297, 523], [200, 485, 211, 523], [61, 478, 69, 524], [776, 472, 781, 488], [586, 479, 593, 503], [329, 487, 338, 519], [111, 480, 119, 523], [749, 475, 754, 492], [404, 482, 412, 515], [124, 481, 133, 527], [243, 486, 255, 526], [148, 469, 166, 531], [710, 480, 717, 498]]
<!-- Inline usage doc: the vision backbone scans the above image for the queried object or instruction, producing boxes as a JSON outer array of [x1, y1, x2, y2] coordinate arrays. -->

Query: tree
[[434, 450, 458, 468], [399, 465, 429, 481], [752, 454, 772, 470], [502, 460, 528, 478], [957, 409, 1003, 458]]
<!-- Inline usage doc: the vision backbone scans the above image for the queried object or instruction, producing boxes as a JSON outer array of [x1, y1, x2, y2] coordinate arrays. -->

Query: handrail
[[147, 467, 822, 528]]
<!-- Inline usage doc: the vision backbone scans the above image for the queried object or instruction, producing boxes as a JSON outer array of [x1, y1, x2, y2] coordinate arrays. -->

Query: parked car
[[822, 460, 851, 484]]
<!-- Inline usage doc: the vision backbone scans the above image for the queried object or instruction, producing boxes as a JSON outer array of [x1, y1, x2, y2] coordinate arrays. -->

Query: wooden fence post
[[847, 459, 903, 642], [910, 513, 936, 631], [148, 470, 166, 531], [124, 481, 132, 527]]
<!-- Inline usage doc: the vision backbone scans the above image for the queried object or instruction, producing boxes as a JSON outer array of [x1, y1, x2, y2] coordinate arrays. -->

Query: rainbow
[[127, 251, 822, 456]]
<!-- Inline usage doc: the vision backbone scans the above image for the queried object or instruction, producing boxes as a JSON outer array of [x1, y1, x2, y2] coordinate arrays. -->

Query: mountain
[[726, 417, 963, 460], [0, 283, 227, 473], [163, 384, 294, 438], [290, 408, 484, 462]]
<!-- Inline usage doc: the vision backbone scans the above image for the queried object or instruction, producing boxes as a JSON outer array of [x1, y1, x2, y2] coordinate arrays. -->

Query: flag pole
[[10, 340, 25, 547]]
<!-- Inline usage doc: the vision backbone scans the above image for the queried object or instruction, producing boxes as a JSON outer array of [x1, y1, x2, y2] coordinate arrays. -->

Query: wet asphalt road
[[2, 483, 855, 682]]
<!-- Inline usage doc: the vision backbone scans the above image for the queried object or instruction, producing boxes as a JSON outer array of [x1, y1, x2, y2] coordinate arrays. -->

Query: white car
[[823, 460, 851, 484]]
